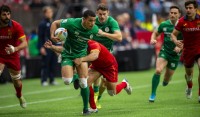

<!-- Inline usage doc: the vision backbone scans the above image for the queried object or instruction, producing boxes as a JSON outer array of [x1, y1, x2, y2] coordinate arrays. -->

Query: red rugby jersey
[[87, 40, 117, 68], [175, 14, 200, 49], [0, 20, 25, 56]]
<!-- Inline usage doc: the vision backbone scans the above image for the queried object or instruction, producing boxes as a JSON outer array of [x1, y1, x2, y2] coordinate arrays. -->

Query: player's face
[[96, 10, 109, 23], [169, 8, 180, 21], [45, 8, 53, 19], [185, 4, 197, 17], [0, 11, 11, 25], [83, 16, 96, 30]]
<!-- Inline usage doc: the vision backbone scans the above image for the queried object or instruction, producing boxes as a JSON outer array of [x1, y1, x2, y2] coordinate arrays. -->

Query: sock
[[151, 73, 160, 95], [116, 82, 127, 94], [72, 73, 79, 82], [81, 86, 89, 111], [185, 75, 193, 89], [93, 85, 99, 93], [97, 95, 102, 101], [89, 86, 96, 109], [14, 84, 22, 98]]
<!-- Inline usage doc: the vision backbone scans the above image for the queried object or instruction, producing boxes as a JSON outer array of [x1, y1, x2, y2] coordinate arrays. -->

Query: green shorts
[[158, 50, 180, 70]]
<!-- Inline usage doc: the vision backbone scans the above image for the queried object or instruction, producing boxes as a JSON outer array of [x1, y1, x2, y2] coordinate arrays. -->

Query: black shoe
[[82, 109, 91, 116], [73, 79, 80, 90]]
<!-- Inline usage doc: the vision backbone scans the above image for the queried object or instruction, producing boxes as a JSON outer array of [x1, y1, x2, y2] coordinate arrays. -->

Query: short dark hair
[[170, 5, 181, 13], [185, 0, 198, 8], [97, 3, 108, 11], [83, 10, 96, 18], [0, 5, 11, 14]]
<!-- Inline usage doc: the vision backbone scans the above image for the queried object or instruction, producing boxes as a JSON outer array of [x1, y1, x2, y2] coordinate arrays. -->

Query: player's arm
[[150, 30, 161, 45], [15, 36, 28, 51], [50, 20, 62, 43], [99, 30, 122, 42], [73, 50, 100, 66], [44, 40, 63, 53], [171, 29, 183, 48], [82, 50, 100, 62]]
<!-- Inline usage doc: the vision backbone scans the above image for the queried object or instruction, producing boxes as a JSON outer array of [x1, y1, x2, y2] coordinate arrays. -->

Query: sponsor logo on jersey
[[90, 34, 93, 39], [105, 27, 109, 32], [163, 28, 167, 32], [183, 27, 200, 32], [62, 19, 68, 23]]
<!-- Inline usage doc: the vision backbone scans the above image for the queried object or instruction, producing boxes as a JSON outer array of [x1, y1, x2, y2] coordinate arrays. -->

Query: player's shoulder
[[160, 20, 171, 26], [11, 20, 22, 27]]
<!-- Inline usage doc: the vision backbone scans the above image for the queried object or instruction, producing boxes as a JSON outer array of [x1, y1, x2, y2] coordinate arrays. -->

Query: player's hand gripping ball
[[54, 28, 68, 42]]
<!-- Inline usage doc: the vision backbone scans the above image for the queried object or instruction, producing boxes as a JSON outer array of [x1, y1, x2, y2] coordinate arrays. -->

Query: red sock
[[187, 81, 193, 89], [89, 86, 96, 109], [14, 84, 22, 98], [116, 82, 127, 94]]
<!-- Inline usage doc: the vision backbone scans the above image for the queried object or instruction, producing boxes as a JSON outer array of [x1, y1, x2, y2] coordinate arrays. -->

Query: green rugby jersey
[[60, 18, 99, 58], [94, 16, 120, 51], [157, 19, 182, 56]]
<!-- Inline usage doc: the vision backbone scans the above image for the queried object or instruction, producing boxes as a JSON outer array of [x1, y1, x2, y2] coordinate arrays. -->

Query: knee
[[62, 77, 72, 85], [107, 90, 115, 96], [155, 68, 162, 74], [10, 73, 21, 80], [79, 78, 88, 88]]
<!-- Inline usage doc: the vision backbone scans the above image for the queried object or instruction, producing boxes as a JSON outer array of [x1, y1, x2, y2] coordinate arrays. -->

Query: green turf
[[0, 65, 199, 117]]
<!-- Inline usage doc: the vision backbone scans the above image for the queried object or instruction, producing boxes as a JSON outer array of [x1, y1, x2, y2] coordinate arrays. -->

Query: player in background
[[92, 3, 122, 108], [171, 0, 200, 102], [0, 5, 27, 108], [149, 6, 182, 102], [50, 10, 100, 115]]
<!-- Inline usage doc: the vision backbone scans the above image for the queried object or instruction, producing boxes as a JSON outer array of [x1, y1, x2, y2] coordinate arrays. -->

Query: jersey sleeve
[[157, 22, 164, 33], [16, 23, 26, 40], [92, 25, 99, 35], [110, 19, 120, 32], [175, 19, 183, 31], [60, 18, 73, 29], [88, 41, 101, 53]]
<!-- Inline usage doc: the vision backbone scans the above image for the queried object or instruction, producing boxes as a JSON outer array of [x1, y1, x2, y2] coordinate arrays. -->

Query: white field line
[[0, 87, 70, 99], [0, 80, 184, 109]]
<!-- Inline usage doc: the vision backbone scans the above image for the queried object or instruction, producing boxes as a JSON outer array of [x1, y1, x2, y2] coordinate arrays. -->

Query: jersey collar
[[8, 20, 12, 27], [184, 14, 200, 20]]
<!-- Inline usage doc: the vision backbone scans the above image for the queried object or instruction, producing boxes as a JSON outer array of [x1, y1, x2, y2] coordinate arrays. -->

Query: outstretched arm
[[44, 40, 63, 53]]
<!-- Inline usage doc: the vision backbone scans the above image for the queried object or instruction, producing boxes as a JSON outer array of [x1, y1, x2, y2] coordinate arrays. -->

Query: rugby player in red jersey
[[0, 5, 27, 108], [171, 0, 200, 102], [73, 40, 132, 112]]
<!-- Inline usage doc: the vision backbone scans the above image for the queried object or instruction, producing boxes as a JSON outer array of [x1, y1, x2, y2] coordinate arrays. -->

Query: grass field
[[0, 65, 199, 117]]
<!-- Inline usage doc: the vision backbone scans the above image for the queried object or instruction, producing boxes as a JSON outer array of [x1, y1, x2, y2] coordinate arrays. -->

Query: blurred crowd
[[0, 0, 199, 58]]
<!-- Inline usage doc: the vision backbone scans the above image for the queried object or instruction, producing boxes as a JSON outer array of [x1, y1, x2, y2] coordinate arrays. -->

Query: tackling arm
[[15, 36, 28, 52], [82, 50, 100, 62], [171, 29, 183, 48]]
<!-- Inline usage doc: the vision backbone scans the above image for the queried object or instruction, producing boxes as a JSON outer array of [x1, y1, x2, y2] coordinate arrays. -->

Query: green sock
[[72, 73, 79, 83], [93, 85, 99, 93], [151, 73, 160, 95], [81, 86, 89, 110], [97, 95, 102, 101]]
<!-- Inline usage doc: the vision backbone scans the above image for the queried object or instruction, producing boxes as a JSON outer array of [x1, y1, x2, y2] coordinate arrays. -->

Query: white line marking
[[0, 87, 70, 99], [0, 80, 185, 109]]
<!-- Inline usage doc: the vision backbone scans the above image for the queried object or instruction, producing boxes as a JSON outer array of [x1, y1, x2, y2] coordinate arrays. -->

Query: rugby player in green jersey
[[149, 6, 182, 102], [92, 3, 122, 109], [50, 10, 100, 115]]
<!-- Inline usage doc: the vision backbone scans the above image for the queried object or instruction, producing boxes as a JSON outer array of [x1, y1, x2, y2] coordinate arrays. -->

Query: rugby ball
[[54, 28, 68, 41]]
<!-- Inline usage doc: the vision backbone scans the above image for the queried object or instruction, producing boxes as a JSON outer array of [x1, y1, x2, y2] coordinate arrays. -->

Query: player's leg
[[196, 56, 200, 103], [96, 78, 106, 109], [93, 78, 100, 102], [184, 66, 193, 99], [87, 68, 101, 113], [149, 57, 168, 102], [0, 63, 5, 75], [8, 68, 26, 108], [163, 60, 179, 86], [163, 68, 175, 86], [76, 62, 90, 115]]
